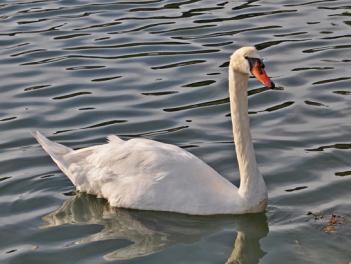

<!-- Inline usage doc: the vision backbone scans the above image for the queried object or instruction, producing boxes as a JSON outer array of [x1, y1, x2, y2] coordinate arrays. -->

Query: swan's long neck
[[228, 67, 267, 204]]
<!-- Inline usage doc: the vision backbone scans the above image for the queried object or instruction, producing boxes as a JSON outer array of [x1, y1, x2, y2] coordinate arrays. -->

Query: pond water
[[0, 0, 350, 263]]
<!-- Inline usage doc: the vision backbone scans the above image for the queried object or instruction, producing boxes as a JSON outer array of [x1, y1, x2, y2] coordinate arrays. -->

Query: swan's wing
[[35, 132, 239, 214]]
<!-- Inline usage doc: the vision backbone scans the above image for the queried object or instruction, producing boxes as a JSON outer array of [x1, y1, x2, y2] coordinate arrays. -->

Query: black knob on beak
[[270, 81, 275, 89]]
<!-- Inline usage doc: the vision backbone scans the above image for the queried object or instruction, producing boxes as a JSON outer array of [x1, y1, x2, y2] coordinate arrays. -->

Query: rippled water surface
[[1, 0, 350, 263]]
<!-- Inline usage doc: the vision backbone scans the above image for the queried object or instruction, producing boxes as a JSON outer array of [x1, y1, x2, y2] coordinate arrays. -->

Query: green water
[[0, 0, 350, 263]]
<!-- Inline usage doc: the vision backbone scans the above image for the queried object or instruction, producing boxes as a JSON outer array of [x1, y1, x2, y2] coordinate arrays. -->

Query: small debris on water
[[322, 214, 345, 233], [307, 211, 324, 220], [307, 211, 345, 233]]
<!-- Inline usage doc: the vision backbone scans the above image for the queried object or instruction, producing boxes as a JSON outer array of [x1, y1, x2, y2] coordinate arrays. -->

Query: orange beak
[[251, 63, 275, 89]]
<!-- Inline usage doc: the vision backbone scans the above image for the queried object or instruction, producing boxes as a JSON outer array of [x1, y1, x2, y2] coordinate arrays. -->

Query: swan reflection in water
[[42, 193, 268, 263]]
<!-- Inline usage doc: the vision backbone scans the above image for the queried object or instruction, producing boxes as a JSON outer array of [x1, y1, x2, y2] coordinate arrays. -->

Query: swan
[[34, 46, 275, 215]]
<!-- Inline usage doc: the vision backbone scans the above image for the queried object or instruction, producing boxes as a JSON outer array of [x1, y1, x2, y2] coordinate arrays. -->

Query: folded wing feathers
[[107, 135, 124, 144], [33, 131, 73, 181]]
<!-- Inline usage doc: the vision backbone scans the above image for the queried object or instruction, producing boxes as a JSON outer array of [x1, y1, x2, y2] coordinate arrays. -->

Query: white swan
[[34, 46, 275, 215]]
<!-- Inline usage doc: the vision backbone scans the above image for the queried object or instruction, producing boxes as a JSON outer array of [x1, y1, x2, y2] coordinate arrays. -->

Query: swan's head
[[230, 46, 275, 88]]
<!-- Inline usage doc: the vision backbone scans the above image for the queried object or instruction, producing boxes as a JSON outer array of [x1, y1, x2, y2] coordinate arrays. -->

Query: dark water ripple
[[0, 0, 350, 263]]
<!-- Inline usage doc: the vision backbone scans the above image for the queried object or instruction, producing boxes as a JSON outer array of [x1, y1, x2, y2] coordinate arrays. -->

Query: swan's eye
[[246, 57, 264, 73], [257, 61, 265, 74], [256, 59, 265, 71]]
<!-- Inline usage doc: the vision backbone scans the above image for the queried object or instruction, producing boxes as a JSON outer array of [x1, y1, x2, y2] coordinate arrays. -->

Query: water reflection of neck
[[226, 213, 268, 264]]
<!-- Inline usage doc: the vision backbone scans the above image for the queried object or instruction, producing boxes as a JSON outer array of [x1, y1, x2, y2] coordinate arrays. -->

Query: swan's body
[[34, 47, 274, 215]]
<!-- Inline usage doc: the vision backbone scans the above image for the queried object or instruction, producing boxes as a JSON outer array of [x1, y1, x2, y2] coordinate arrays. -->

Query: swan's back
[[34, 132, 240, 215]]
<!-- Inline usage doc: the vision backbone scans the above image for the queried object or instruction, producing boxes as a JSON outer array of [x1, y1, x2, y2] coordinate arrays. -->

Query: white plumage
[[34, 47, 274, 215]]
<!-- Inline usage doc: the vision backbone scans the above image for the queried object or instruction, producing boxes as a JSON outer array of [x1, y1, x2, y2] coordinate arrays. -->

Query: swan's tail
[[33, 131, 73, 178]]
